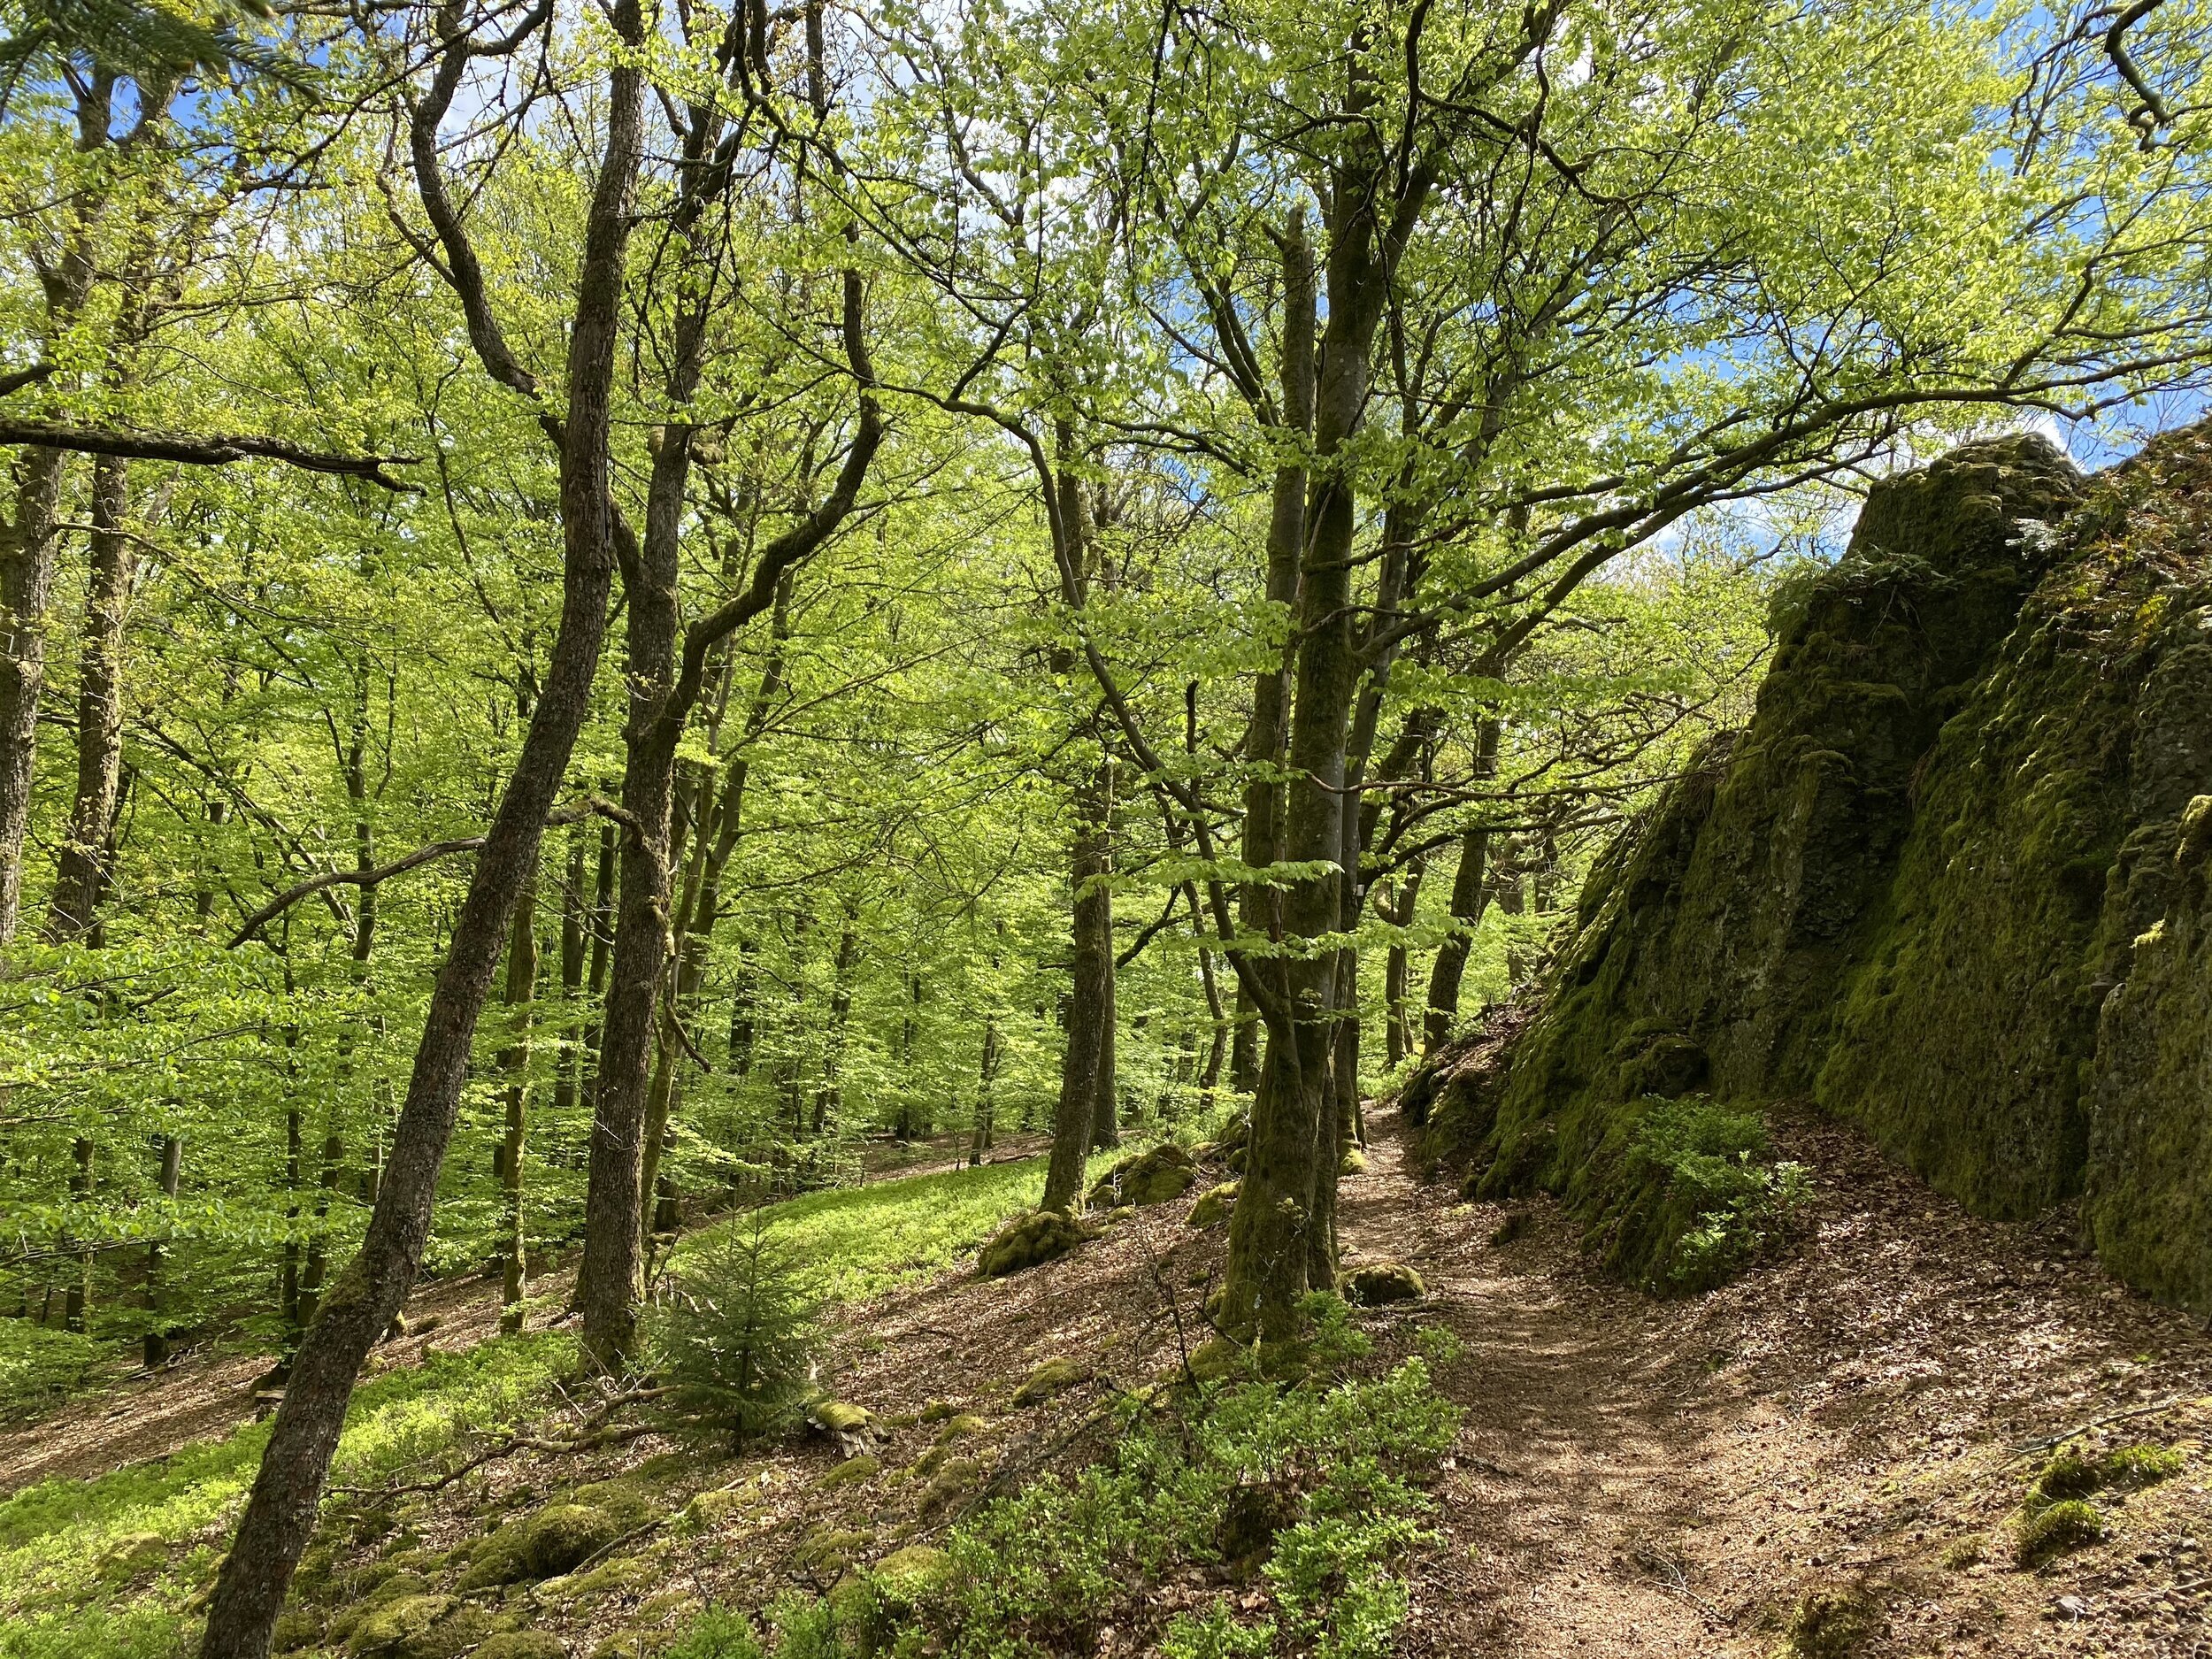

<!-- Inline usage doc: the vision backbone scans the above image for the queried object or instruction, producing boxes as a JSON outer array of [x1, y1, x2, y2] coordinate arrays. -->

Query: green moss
[[475, 1634, 570, 1659], [1783, 1582, 1886, 1658], [1011, 1357, 1090, 1407], [1340, 1263, 1425, 1305], [2016, 1498, 2104, 1565], [2030, 1440, 2185, 1505], [818, 1455, 881, 1490], [458, 1484, 657, 1590], [1089, 1142, 1199, 1209], [1187, 1181, 1239, 1229], [976, 1209, 1087, 1278]]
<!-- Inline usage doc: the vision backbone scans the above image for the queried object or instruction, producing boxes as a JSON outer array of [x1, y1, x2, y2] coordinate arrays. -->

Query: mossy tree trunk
[[1043, 759, 1114, 1211]]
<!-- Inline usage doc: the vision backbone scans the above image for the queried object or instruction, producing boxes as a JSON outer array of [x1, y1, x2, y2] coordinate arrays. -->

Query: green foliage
[[1568, 1098, 1809, 1294], [662, 1608, 769, 1659], [898, 1358, 1457, 1659], [2029, 1440, 2185, 1505], [0, 1321, 103, 1422], [650, 1215, 820, 1446], [0, 1333, 572, 1659]]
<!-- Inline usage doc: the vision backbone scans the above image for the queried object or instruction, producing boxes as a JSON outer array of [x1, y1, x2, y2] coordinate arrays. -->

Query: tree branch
[[0, 419, 418, 489]]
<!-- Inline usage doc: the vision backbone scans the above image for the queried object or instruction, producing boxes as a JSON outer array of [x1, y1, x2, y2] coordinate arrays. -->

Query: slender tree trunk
[[1384, 861, 1424, 1068], [551, 831, 588, 1119], [142, 1132, 180, 1366], [1041, 763, 1113, 1212], [496, 867, 540, 1334], [1423, 718, 1501, 1052], [62, 1134, 90, 1333], [196, 18, 643, 1648], [969, 1014, 999, 1166], [1090, 870, 1118, 1150], [810, 906, 859, 1136], [47, 455, 134, 940], [580, 815, 616, 1112]]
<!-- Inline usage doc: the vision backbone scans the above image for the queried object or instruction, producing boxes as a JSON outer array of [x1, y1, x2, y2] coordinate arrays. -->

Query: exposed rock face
[[1423, 426, 2212, 1313]]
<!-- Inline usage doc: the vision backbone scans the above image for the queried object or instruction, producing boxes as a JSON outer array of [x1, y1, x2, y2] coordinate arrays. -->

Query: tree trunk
[[142, 1132, 180, 1366], [47, 455, 134, 941], [196, 16, 643, 1648], [0, 446, 70, 946], [1041, 763, 1113, 1212], [1384, 860, 1424, 1068], [62, 1133, 90, 1333], [1223, 111, 1434, 1341], [496, 866, 540, 1335], [969, 1014, 999, 1165], [551, 830, 588, 1119], [1423, 719, 1501, 1053]]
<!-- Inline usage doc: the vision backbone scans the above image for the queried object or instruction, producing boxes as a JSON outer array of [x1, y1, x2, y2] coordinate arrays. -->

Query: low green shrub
[[649, 1215, 819, 1446], [904, 1349, 1458, 1659], [1572, 1097, 1809, 1293]]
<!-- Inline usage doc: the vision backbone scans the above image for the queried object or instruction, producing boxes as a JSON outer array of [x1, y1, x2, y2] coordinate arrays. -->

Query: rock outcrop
[[1421, 425, 2212, 1312]]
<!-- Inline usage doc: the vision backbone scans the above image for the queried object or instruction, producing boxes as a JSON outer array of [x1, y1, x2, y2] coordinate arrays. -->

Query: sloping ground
[[7, 1111, 2210, 1658]]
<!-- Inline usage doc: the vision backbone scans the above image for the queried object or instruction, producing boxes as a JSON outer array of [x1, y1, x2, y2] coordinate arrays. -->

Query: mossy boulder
[[1011, 1356, 1090, 1406], [795, 1526, 873, 1576], [1187, 1181, 1239, 1228], [1340, 1263, 1425, 1305], [272, 1609, 325, 1654], [1088, 1142, 1198, 1209], [344, 1594, 500, 1659], [1339, 1148, 1370, 1176], [475, 1635, 568, 1659], [932, 1413, 987, 1442], [818, 1454, 881, 1489], [917, 1455, 983, 1515], [2016, 1498, 2104, 1565], [1783, 1581, 1886, 1658], [458, 1484, 657, 1589], [977, 1209, 1088, 1277]]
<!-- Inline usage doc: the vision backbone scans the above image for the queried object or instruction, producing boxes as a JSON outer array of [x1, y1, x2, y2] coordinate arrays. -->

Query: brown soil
[[16, 1108, 2212, 1658]]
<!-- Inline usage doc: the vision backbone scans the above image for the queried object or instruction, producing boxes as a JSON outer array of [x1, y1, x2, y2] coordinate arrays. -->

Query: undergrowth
[[1575, 1097, 1809, 1293], [672, 1301, 1463, 1659], [0, 1149, 1081, 1659]]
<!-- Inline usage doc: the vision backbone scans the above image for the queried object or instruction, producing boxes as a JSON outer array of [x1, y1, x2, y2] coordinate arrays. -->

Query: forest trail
[[10, 1113, 2212, 1657], [1346, 1112, 2212, 1657]]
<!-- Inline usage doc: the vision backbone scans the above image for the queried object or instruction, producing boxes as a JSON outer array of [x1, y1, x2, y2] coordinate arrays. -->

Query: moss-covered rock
[[2016, 1498, 2105, 1565], [818, 1454, 881, 1489], [1340, 1263, 1425, 1305], [1416, 426, 2212, 1312], [1339, 1148, 1369, 1176], [1783, 1581, 1886, 1658], [794, 1526, 873, 1576], [916, 1456, 983, 1515], [1011, 1356, 1090, 1406], [343, 1594, 499, 1659], [458, 1484, 657, 1590], [932, 1413, 987, 1442], [474, 1634, 568, 1659], [1186, 1181, 1238, 1228], [1088, 1142, 1199, 1208], [271, 1609, 324, 1654], [977, 1209, 1087, 1277]]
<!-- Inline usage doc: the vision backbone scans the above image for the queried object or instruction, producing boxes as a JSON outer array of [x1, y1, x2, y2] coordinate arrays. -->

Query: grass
[[0, 1146, 1098, 1659]]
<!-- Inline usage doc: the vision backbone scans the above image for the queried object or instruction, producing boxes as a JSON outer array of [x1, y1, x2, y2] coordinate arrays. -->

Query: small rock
[[1340, 1262, 1425, 1305], [977, 1209, 1089, 1278], [818, 1455, 882, 1489], [1187, 1182, 1239, 1229], [1012, 1357, 1091, 1407]]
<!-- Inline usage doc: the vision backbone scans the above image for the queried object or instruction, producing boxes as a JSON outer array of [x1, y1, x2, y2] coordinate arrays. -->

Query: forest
[[0, 0, 2209, 1654]]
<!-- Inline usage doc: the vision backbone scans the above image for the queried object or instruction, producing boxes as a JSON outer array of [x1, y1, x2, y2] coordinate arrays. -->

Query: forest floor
[[6, 1108, 2212, 1658]]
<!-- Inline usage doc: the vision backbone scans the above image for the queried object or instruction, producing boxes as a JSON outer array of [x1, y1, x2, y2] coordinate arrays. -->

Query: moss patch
[[977, 1210, 1088, 1278], [2016, 1498, 2104, 1565]]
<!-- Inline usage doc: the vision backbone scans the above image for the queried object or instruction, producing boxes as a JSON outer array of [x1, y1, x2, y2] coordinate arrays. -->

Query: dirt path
[[1344, 1110, 2212, 1658]]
